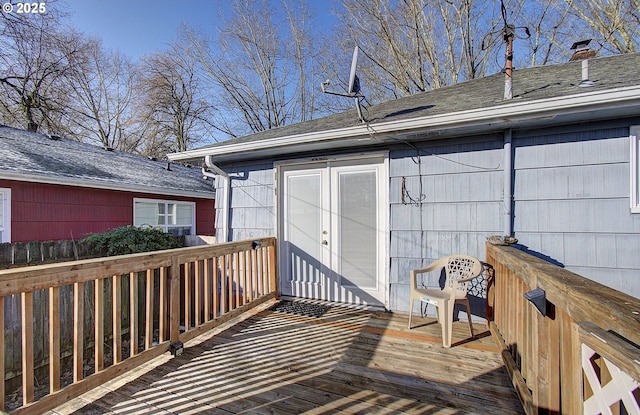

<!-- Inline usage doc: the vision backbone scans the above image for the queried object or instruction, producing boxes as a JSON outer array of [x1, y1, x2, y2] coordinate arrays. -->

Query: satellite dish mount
[[321, 46, 365, 123]]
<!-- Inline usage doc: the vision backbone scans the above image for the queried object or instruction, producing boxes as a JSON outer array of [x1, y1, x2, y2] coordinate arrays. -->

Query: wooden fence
[[0, 240, 91, 268], [0, 237, 277, 414], [486, 242, 640, 415]]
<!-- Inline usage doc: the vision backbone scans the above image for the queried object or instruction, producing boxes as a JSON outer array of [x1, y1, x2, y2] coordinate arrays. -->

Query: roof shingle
[[0, 126, 213, 197]]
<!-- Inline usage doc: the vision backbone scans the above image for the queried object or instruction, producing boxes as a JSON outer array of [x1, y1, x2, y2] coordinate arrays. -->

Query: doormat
[[269, 301, 330, 318]]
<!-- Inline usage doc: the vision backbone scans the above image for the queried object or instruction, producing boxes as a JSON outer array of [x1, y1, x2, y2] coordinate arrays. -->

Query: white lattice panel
[[582, 343, 640, 415]]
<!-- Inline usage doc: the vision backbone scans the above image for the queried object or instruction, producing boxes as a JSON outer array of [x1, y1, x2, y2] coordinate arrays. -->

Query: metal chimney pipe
[[504, 25, 515, 100], [579, 59, 596, 87]]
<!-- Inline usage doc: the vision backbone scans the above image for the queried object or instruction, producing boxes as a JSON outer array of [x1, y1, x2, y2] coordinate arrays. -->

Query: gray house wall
[[215, 161, 275, 241], [215, 118, 640, 313], [512, 120, 640, 298], [389, 135, 505, 315]]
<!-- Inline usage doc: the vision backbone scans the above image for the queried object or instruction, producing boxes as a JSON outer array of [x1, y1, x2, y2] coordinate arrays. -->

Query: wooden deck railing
[[486, 242, 640, 415], [0, 237, 277, 415]]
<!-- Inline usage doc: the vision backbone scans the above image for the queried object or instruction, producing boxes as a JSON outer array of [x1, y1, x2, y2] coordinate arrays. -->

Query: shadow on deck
[[47, 301, 524, 414]]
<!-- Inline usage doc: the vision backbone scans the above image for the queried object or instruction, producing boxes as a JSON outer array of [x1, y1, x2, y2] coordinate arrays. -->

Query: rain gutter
[[504, 129, 513, 237], [203, 156, 230, 243]]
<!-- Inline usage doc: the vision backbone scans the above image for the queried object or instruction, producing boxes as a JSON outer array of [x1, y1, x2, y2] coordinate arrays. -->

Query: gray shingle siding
[[512, 120, 640, 298], [389, 136, 503, 314], [217, 162, 275, 241], [216, 116, 640, 310]]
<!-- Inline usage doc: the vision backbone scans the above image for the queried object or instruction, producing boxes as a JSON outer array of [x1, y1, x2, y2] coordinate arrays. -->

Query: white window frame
[[133, 198, 196, 236], [631, 126, 640, 213], [0, 188, 10, 243]]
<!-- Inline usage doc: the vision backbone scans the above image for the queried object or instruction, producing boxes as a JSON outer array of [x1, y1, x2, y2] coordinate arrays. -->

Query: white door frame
[[275, 152, 389, 308]]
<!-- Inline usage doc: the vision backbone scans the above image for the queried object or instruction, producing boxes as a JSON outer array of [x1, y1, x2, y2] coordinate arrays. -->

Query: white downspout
[[204, 155, 230, 243], [504, 129, 513, 237]]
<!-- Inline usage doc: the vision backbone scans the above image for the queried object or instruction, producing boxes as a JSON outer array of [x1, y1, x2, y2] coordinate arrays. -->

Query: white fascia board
[[168, 85, 640, 161], [0, 172, 215, 200]]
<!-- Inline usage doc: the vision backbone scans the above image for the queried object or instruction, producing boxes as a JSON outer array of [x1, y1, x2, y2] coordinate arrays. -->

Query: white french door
[[279, 157, 386, 306]]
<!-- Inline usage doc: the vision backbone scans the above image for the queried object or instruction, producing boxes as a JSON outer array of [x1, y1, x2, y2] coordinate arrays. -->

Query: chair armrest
[[411, 257, 448, 275], [410, 259, 446, 291]]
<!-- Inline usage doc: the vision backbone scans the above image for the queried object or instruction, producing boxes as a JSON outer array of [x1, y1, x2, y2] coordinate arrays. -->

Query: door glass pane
[[286, 174, 322, 284], [338, 171, 377, 288]]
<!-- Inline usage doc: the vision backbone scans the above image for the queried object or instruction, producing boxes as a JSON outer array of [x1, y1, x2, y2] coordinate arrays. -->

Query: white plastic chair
[[408, 255, 482, 348]]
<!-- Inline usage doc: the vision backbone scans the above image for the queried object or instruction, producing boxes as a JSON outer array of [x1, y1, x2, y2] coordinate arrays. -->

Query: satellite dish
[[320, 45, 365, 123], [348, 46, 360, 95]]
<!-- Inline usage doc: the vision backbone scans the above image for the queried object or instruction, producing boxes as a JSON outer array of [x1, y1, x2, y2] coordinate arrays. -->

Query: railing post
[[169, 258, 181, 342], [73, 282, 84, 382], [269, 245, 277, 298], [129, 272, 138, 357], [145, 269, 154, 350], [0, 297, 4, 411], [49, 286, 61, 393], [94, 278, 104, 372], [566, 320, 583, 413], [21, 292, 34, 405], [112, 275, 122, 364], [159, 266, 167, 342]]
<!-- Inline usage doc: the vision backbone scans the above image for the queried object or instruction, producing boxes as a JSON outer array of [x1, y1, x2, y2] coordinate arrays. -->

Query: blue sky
[[66, 0, 339, 60]]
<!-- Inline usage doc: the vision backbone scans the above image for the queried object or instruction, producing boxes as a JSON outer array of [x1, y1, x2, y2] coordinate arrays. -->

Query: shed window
[[0, 188, 10, 243], [134, 198, 195, 236], [632, 126, 640, 213]]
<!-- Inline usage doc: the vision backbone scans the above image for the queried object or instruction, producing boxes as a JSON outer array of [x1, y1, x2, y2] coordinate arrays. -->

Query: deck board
[[47, 301, 524, 414]]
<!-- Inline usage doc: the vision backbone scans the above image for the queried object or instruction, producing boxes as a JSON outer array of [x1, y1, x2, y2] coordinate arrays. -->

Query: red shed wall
[[0, 180, 214, 242]]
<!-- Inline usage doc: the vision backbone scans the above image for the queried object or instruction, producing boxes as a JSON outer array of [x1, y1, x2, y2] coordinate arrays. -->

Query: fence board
[[112, 275, 122, 364], [48, 287, 60, 393], [185, 263, 192, 331], [145, 270, 153, 350], [212, 257, 218, 320], [195, 261, 202, 327], [129, 272, 138, 357], [0, 296, 4, 409], [0, 237, 277, 414], [159, 267, 167, 342], [21, 292, 34, 405], [94, 279, 104, 372], [73, 283, 83, 382]]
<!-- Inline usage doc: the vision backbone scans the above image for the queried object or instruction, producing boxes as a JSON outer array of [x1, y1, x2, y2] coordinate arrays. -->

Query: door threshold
[[277, 296, 388, 312]]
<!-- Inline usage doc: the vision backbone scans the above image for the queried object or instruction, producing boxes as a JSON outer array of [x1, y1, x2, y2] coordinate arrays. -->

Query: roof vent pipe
[[579, 59, 596, 87]]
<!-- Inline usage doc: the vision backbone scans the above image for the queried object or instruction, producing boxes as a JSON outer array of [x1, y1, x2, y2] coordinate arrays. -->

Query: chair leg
[[408, 298, 414, 329], [441, 300, 453, 348], [463, 298, 474, 338]]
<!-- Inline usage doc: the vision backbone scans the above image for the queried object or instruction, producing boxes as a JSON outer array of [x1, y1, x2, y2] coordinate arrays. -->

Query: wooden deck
[[46, 300, 524, 415]]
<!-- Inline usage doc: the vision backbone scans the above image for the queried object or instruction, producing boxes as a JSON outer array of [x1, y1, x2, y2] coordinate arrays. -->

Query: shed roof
[[0, 125, 214, 198], [170, 52, 640, 164]]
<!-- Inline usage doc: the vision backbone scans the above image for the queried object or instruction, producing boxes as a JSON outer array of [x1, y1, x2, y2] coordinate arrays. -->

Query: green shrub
[[81, 226, 183, 257]]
